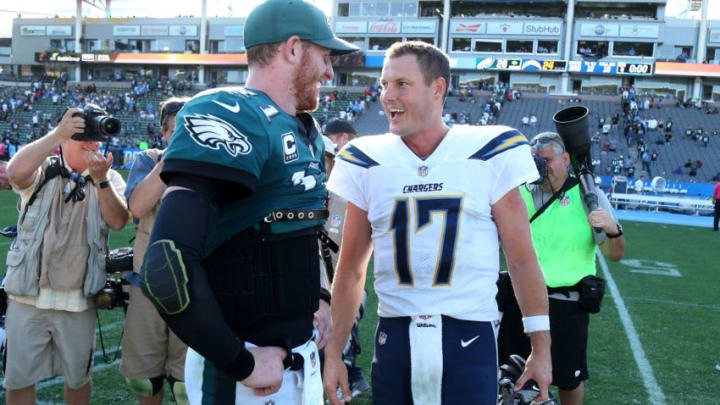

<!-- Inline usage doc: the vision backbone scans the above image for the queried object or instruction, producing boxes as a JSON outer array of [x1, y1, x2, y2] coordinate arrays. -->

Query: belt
[[548, 291, 580, 301], [263, 209, 328, 223]]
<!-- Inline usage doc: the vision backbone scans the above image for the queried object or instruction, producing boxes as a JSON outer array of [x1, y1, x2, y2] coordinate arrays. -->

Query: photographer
[[120, 98, 189, 405], [3, 108, 128, 405], [499, 131, 625, 405]]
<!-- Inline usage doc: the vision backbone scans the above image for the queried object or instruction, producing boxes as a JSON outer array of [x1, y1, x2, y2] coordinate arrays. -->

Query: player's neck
[[400, 122, 450, 159], [246, 70, 296, 116]]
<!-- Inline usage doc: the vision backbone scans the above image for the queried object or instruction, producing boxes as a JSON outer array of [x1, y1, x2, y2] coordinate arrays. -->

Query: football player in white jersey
[[322, 41, 552, 404]]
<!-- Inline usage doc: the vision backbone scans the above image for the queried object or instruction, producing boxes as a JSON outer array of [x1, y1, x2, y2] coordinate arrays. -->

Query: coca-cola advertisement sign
[[369, 21, 400, 33]]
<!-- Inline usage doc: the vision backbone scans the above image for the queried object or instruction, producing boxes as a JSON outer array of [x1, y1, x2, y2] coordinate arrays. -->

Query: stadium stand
[[2, 79, 718, 189]]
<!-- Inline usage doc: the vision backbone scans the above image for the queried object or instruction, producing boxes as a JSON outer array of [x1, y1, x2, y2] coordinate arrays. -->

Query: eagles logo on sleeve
[[183, 113, 253, 157]]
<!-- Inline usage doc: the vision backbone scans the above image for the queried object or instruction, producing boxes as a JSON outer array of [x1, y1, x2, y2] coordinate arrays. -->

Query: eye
[[399, 81, 409, 87]]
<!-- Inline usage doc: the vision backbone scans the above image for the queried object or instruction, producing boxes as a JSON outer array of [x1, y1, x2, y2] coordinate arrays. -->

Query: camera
[[70, 104, 122, 141], [531, 154, 547, 185], [553, 105, 602, 233], [95, 247, 134, 310]]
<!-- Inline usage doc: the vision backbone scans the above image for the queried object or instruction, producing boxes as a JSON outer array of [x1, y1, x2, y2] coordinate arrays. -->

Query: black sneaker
[[349, 367, 370, 397]]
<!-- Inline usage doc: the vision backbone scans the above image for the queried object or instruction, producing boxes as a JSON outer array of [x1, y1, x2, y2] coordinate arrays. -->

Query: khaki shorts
[[3, 299, 96, 390], [119, 285, 187, 380]]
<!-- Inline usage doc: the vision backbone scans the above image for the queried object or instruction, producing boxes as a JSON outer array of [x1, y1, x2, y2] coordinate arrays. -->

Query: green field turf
[[0, 171, 717, 404]]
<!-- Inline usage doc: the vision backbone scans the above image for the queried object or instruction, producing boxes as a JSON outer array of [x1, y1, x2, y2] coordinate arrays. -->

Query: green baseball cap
[[244, 0, 359, 56]]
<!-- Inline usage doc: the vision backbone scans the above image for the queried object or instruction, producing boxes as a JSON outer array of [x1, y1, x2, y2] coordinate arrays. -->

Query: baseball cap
[[245, 0, 359, 56], [324, 118, 357, 135], [322, 135, 337, 156]]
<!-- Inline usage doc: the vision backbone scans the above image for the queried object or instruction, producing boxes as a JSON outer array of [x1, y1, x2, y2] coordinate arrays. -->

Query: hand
[[323, 354, 352, 405], [314, 300, 332, 350], [86, 150, 113, 184], [241, 346, 287, 396], [515, 350, 552, 402], [587, 208, 616, 234], [56, 108, 85, 141]]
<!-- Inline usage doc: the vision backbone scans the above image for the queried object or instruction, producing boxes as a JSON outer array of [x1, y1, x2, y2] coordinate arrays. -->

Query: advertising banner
[[523, 22, 562, 36], [580, 23, 619, 37], [21, 26, 46, 36], [619, 24, 659, 38], [368, 21, 400, 33], [654, 62, 720, 78], [47, 25, 72, 36], [141, 25, 169, 36], [708, 28, 720, 43], [113, 25, 140, 36], [487, 21, 523, 35], [169, 25, 198, 36], [475, 57, 567, 72], [335, 21, 367, 34], [402, 21, 436, 34], [224, 26, 244, 37], [450, 21, 486, 34]]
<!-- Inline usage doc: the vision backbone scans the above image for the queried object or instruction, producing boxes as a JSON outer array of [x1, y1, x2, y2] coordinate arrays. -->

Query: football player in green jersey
[[134, 1, 357, 404]]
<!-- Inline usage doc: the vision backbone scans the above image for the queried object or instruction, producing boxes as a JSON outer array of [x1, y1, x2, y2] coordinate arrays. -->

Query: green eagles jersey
[[162, 87, 326, 251]]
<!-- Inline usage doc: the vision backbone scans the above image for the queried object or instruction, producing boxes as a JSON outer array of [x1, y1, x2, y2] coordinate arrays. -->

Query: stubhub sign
[[523, 23, 562, 36]]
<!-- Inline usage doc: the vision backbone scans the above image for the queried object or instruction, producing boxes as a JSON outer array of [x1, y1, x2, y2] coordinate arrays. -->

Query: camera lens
[[99, 117, 121, 136]]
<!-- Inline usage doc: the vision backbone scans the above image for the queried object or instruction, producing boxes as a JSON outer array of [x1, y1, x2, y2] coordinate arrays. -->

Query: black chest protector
[[202, 226, 320, 347]]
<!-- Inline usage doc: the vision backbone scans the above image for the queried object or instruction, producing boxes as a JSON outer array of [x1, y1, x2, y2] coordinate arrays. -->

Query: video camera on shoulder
[[95, 247, 134, 311], [67, 104, 122, 141]]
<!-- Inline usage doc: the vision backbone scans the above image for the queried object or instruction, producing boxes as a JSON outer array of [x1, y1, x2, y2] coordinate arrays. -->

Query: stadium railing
[[609, 192, 713, 215]]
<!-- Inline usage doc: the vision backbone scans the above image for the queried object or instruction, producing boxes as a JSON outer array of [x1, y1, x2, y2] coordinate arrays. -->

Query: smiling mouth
[[389, 108, 405, 120]]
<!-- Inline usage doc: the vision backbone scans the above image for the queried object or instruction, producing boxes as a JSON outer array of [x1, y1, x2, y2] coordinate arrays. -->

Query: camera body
[[96, 247, 134, 310], [70, 104, 122, 141], [531, 154, 548, 185]]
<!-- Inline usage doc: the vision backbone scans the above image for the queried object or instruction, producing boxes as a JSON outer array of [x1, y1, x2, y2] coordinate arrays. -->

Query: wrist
[[227, 348, 256, 381], [606, 223, 623, 238]]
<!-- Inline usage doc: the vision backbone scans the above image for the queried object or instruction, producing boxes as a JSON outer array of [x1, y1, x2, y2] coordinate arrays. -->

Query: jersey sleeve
[[326, 144, 370, 211], [162, 92, 269, 191], [485, 129, 539, 205], [124, 151, 155, 201]]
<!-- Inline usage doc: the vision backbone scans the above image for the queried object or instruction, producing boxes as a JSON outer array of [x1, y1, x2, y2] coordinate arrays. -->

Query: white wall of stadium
[[8, 0, 720, 98]]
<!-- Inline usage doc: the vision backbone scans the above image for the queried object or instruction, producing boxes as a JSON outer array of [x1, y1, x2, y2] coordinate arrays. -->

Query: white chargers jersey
[[327, 125, 539, 322]]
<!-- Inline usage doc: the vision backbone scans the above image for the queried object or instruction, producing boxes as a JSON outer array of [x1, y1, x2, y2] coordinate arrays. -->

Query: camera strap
[[529, 176, 578, 224]]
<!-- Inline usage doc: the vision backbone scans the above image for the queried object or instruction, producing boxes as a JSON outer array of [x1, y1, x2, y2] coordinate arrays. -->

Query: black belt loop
[[283, 352, 305, 371]]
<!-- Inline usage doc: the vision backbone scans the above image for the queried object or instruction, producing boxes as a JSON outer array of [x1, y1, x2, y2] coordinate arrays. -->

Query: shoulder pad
[[468, 127, 529, 161], [336, 135, 391, 168]]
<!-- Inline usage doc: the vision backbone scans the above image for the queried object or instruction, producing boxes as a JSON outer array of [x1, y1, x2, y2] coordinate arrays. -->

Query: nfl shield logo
[[330, 215, 342, 227], [310, 351, 316, 368], [560, 195, 570, 206], [418, 165, 429, 177], [378, 331, 388, 346]]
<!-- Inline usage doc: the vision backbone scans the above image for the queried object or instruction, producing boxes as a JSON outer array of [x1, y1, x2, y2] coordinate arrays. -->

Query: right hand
[[56, 108, 85, 141], [241, 346, 288, 397], [323, 354, 352, 404]]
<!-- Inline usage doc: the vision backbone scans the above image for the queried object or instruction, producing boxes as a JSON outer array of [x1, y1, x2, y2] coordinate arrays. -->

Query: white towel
[[409, 315, 443, 404]]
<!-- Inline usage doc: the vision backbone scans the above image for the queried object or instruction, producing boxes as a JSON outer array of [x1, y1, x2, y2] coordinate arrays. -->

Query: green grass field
[[0, 170, 718, 404]]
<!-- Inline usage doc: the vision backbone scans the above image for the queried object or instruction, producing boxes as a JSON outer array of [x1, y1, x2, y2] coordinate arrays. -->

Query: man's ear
[[562, 151, 571, 167], [282, 36, 303, 64], [433, 77, 447, 101]]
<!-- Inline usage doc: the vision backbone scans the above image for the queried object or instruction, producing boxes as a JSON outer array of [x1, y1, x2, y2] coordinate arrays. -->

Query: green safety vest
[[520, 184, 596, 287]]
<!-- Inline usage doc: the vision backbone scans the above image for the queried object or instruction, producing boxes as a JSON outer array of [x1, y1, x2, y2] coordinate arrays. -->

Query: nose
[[323, 58, 334, 82]]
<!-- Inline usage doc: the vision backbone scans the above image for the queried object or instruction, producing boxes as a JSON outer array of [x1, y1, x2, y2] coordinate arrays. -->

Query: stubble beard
[[292, 53, 319, 113]]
